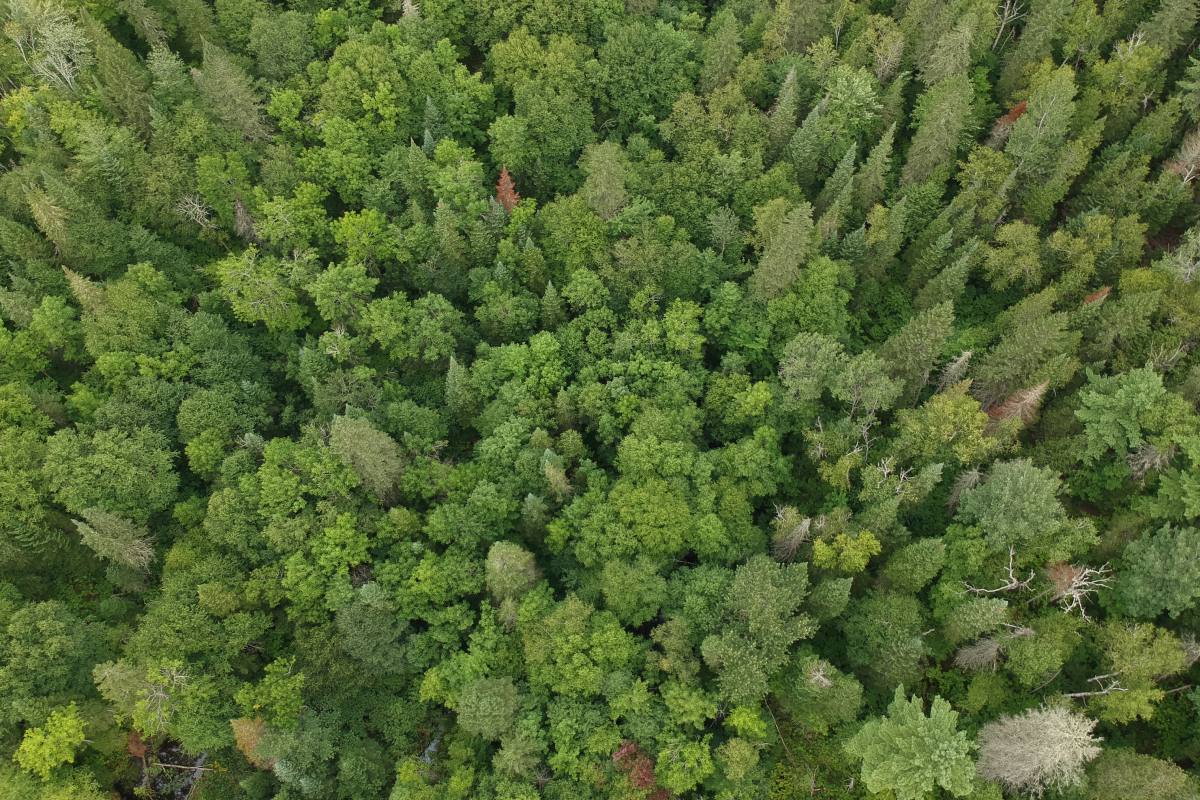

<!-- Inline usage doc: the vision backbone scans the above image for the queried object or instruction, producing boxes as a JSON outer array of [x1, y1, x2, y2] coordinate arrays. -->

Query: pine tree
[[73, 507, 155, 571], [878, 302, 955, 402], [817, 143, 857, 215], [540, 280, 565, 329], [81, 13, 152, 136], [192, 40, 268, 140], [854, 122, 896, 216], [579, 142, 628, 220], [699, 10, 741, 93], [496, 166, 520, 212], [1137, 0, 1200, 54], [445, 355, 475, 422], [748, 201, 816, 301], [767, 67, 801, 163], [902, 74, 974, 186]]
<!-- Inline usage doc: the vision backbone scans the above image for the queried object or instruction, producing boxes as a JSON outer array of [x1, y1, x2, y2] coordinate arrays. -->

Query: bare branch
[[965, 547, 1035, 595]]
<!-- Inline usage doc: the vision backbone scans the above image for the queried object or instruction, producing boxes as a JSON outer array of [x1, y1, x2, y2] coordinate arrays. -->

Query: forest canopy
[[1, 0, 1200, 797]]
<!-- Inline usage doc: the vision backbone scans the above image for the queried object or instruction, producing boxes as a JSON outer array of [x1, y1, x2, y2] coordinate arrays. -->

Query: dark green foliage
[[1, 0, 1198, 795]]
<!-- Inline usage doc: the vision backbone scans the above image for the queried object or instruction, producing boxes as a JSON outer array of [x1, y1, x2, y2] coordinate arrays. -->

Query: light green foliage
[[880, 538, 946, 594], [72, 507, 154, 570], [877, 302, 955, 402], [1075, 367, 1175, 464], [845, 687, 975, 800], [1088, 622, 1188, 723], [235, 656, 305, 728], [775, 655, 863, 734], [841, 593, 927, 692], [520, 594, 638, 698], [984, 221, 1043, 291], [485, 541, 540, 602], [1087, 749, 1200, 800], [43, 427, 177, 523], [13, 703, 86, 779]]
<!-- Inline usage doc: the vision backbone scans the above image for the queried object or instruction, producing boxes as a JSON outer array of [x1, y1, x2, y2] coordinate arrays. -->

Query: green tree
[[845, 687, 976, 800], [1109, 525, 1200, 618], [877, 302, 955, 402], [13, 702, 87, 779], [700, 555, 816, 706], [329, 415, 405, 505], [43, 427, 178, 524], [1087, 749, 1200, 800], [72, 508, 154, 571]]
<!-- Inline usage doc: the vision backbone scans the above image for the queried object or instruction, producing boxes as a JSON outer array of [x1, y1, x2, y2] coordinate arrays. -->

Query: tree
[[596, 21, 693, 135], [700, 555, 816, 705], [578, 142, 628, 220], [956, 459, 1095, 565], [845, 687, 976, 800], [841, 593, 928, 692], [4, 0, 94, 91], [984, 221, 1043, 291], [1110, 525, 1200, 618], [43, 427, 178, 524], [877, 302, 955, 402], [976, 706, 1102, 797], [775, 655, 863, 734], [748, 200, 816, 301], [902, 75, 975, 186], [72, 508, 154, 571], [335, 582, 408, 673], [456, 677, 519, 739], [1071, 622, 1189, 724], [1086, 749, 1200, 800], [192, 40, 268, 139], [248, 10, 315, 81], [485, 541, 540, 602], [13, 703, 87, 779], [329, 415, 405, 505], [880, 537, 946, 594], [1074, 367, 1171, 465]]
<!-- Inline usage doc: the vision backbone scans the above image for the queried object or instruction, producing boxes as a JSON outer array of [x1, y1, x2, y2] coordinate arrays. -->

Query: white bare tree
[[1045, 562, 1112, 619], [976, 706, 1102, 797]]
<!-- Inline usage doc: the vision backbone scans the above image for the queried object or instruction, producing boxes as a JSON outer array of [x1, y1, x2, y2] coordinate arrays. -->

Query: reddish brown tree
[[496, 167, 520, 212]]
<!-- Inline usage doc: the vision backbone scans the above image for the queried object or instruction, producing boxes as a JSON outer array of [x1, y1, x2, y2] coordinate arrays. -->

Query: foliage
[[844, 687, 975, 800], [0, 0, 1197, 795]]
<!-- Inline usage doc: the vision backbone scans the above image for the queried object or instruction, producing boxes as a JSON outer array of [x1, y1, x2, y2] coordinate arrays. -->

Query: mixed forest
[[1, 0, 1200, 795]]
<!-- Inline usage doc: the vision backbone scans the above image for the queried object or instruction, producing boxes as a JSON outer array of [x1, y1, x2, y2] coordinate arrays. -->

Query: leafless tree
[[1063, 672, 1126, 699], [992, 0, 1026, 51], [771, 506, 812, 562], [175, 194, 215, 230], [987, 381, 1048, 430], [947, 467, 981, 512], [1168, 128, 1200, 184], [955, 637, 1003, 672], [805, 660, 833, 689], [1045, 562, 1112, 619], [938, 350, 973, 393], [976, 706, 1102, 797], [965, 546, 1034, 595]]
